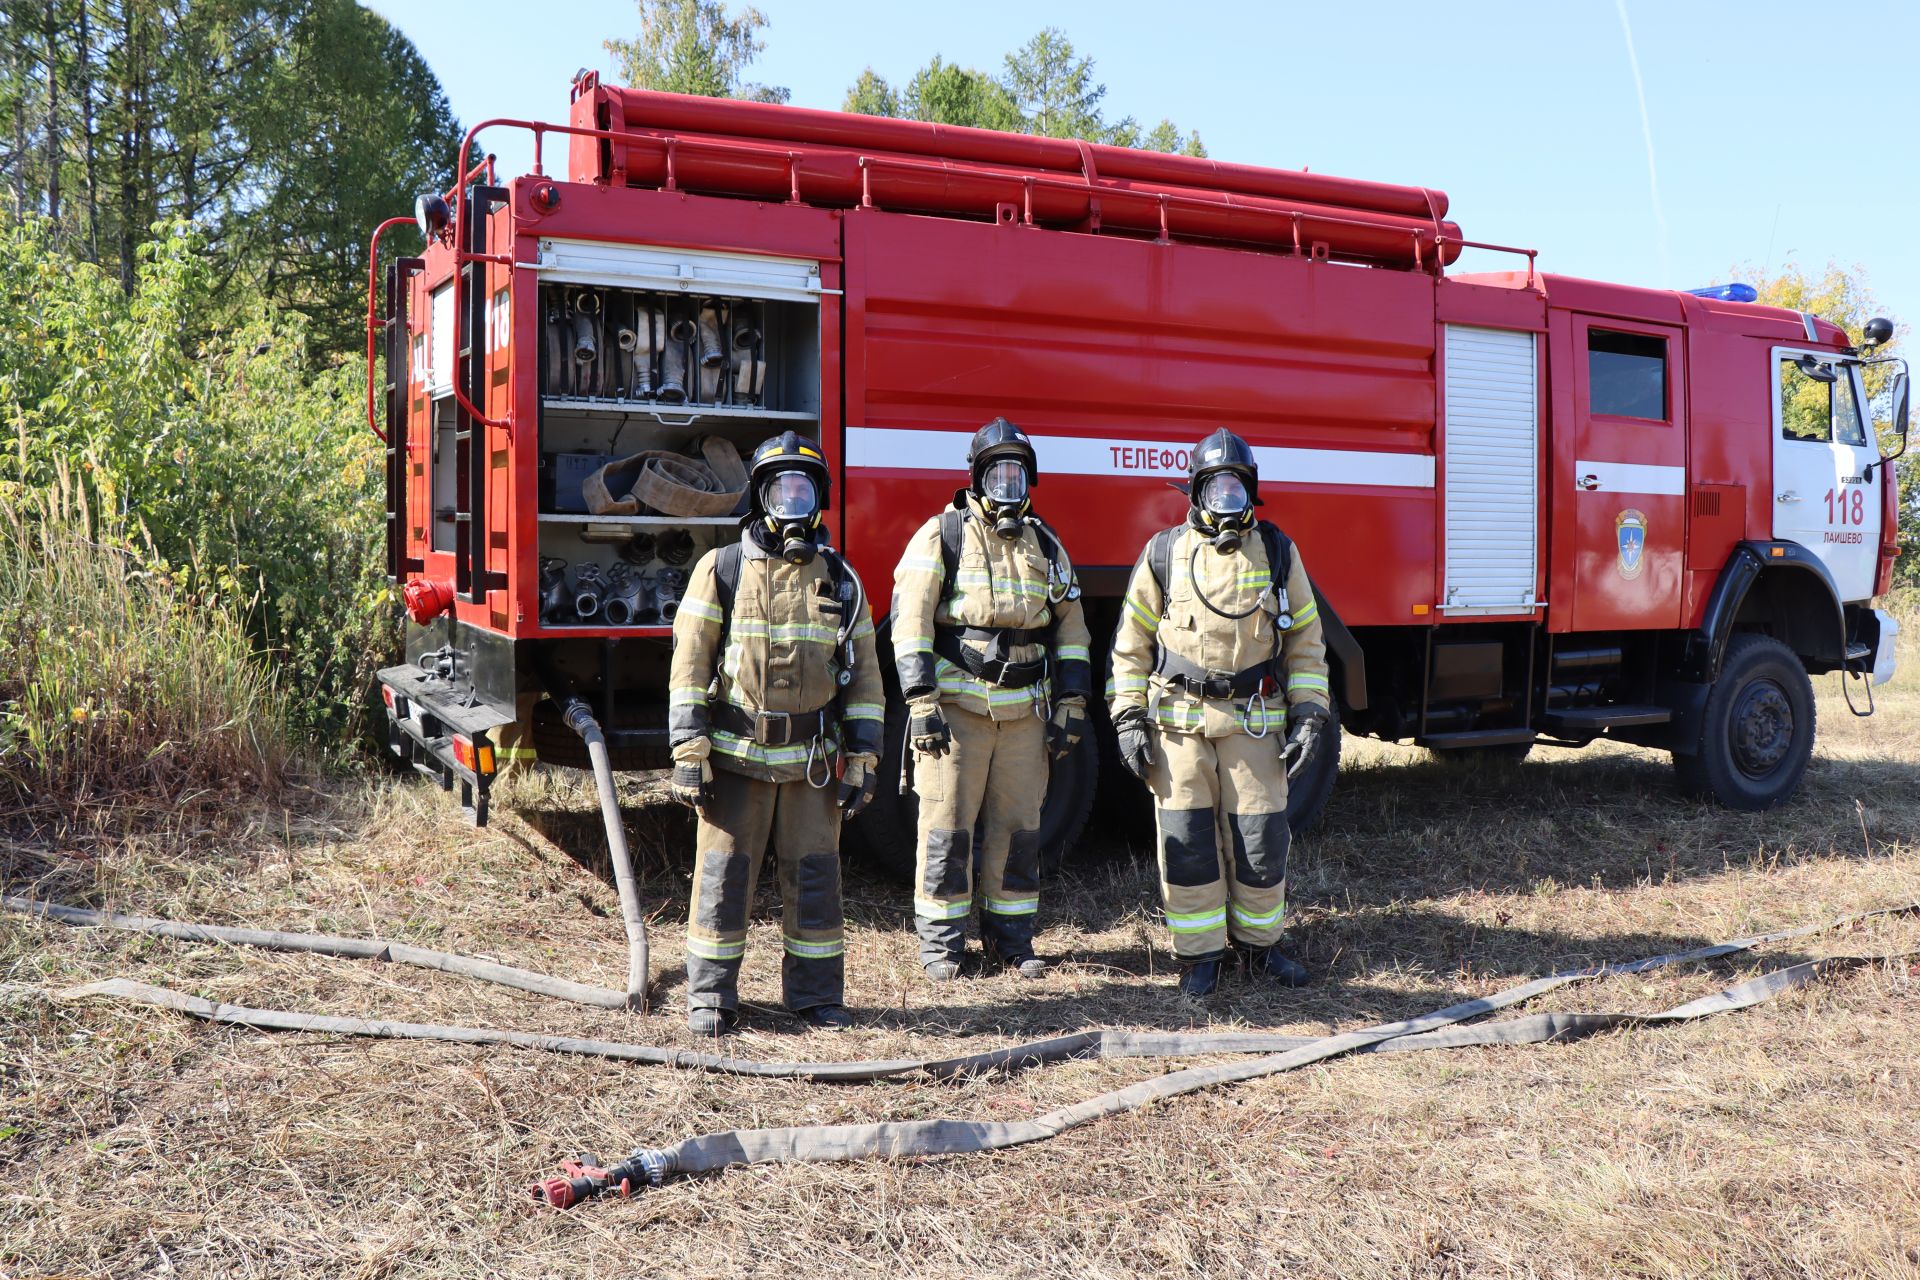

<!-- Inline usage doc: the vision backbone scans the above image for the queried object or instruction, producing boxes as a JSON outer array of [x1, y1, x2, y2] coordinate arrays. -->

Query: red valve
[[402, 578, 456, 625]]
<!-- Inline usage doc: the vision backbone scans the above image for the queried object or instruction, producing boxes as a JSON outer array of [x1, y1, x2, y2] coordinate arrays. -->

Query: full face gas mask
[[1194, 471, 1255, 553], [977, 458, 1031, 540], [761, 470, 822, 565]]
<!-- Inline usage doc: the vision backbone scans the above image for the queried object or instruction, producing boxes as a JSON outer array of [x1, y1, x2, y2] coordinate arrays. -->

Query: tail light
[[451, 734, 495, 776]]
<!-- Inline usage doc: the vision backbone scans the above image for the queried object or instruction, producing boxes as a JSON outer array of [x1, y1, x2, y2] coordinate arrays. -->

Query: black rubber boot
[[1178, 958, 1222, 998], [1249, 947, 1310, 987], [986, 946, 1048, 979], [798, 1004, 853, 1029], [924, 959, 962, 983], [688, 1007, 739, 1037]]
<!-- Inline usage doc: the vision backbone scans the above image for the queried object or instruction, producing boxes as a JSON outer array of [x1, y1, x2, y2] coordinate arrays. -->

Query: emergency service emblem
[[1615, 509, 1648, 580]]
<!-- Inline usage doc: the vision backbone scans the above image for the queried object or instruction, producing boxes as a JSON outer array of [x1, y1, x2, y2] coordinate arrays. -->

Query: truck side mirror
[[1872, 369, 1912, 478]]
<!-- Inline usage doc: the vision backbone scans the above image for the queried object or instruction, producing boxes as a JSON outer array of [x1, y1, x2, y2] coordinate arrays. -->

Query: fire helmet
[[1187, 428, 1260, 550], [748, 431, 830, 564], [966, 416, 1037, 538]]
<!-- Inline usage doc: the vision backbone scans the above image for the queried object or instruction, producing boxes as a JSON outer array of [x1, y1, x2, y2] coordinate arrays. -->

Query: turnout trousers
[[912, 705, 1049, 966], [1147, 727, 1291, 961], [686, 766, 845, 1013]]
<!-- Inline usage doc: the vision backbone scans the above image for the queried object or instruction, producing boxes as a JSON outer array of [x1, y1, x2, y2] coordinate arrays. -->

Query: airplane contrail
[[1613, 0, 1670, 275]]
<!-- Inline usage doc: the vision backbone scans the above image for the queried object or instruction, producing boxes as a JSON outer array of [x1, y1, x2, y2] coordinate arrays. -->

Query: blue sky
[[368, 0, 1917, 320]]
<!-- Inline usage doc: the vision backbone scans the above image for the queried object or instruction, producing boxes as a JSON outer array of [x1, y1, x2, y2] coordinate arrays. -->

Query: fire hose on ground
[[2, 892, 1911, 1209]]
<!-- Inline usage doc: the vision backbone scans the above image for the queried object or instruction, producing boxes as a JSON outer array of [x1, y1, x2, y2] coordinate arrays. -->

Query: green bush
[[0, 216, 394, 757]]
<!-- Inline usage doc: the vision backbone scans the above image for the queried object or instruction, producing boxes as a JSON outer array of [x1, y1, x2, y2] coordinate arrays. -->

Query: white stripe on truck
[[844, 427, 1436, 489]]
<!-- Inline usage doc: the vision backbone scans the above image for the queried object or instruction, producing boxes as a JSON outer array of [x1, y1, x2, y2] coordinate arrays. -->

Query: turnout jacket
[[891, 495, 1093, 721], [669, 532, 884, 782], [1109, 523, 1330, 738]]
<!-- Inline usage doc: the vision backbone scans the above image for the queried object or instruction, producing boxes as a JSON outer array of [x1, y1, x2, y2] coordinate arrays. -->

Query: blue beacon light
[[1684, 282, 1759, 303]]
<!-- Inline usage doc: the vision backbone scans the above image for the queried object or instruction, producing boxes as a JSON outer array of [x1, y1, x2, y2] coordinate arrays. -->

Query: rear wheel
[[1672, 633, 1815, 810]]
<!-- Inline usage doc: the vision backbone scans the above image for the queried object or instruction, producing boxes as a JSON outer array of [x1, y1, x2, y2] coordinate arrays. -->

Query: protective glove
[[908, 699, 951, 758], [1046, 699, 1087, 761], [1283, 702, 1331, 779], [1114, 706, 1154, 782], [838, 753, 879, 818], [669, 736, 714, 810]]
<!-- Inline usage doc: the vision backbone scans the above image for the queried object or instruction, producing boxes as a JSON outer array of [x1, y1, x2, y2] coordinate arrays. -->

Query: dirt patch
[[3, 658, 1918, 1278]]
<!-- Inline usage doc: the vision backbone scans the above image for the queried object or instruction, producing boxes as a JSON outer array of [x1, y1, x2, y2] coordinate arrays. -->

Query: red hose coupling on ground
[[527, 1151, 669, 1210], [402, 578, 455, 625]]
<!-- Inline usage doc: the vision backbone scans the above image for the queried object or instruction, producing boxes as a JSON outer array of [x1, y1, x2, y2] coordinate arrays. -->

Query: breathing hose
[[1189, 538, 1270, 621]]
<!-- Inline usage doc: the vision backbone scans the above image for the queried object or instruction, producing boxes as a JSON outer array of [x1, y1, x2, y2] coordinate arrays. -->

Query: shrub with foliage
[[0, 216, 392, 775]]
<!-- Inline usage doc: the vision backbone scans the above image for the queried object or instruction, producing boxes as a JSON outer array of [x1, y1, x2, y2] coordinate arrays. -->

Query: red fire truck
[[370, 73, 1909, 880]]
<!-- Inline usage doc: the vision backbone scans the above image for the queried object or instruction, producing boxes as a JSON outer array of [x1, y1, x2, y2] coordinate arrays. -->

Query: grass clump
[[0, 473, 291, 830]]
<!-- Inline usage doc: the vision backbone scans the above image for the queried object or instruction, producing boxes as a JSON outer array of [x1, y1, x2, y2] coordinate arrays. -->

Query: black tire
[[1285, 697, 1342, 835], [843, 621, 1099, 883], [1671, 632, 1815, 810]]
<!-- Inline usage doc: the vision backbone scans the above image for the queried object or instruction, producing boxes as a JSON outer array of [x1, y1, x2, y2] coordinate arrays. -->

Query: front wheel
[[1672, 632, 1815, 810]]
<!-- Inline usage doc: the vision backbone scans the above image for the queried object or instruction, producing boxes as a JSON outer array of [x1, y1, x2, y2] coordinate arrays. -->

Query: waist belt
[[933, 625, 1048, 690], [1153, 649, 1276, 700], [710, 703, 831, 747]]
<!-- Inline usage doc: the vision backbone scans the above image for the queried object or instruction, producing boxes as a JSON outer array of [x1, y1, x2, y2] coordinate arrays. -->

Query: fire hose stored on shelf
[[4, 892, 1910, 1209]]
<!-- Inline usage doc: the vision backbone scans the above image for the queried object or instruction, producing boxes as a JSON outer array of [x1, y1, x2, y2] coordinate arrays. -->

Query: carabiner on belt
[[804, 735, 833, 789], [1241, 689, 1270, 739]]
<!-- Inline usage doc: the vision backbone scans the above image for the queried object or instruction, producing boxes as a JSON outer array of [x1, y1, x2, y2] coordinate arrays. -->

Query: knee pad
[[922, 828, 972, 899], [1002, 829, 1042, 894], [794, 851, 842, 931], [1158, 808, 1221, 887], [695, 848, 754, 932], [1229, 811, 1290, 889]]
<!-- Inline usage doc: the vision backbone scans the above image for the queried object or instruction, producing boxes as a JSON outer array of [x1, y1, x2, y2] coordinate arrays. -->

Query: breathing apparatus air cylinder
[[965, 416, 1039, 540], [1187, 428, 1261, 554], [747, 431, 832, 566]]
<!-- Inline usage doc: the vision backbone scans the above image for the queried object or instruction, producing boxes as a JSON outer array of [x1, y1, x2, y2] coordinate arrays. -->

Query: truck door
[[1771, 349, 1881, 602], [1567, 317, 1687, 631]]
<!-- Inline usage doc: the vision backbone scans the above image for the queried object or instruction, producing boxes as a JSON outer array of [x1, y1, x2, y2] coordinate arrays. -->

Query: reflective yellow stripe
[[1124, 594, 1160, 632], [915, 897, 972, 920], [895, 634, 935, 654], [898, 556, 942, 574], [844, 702, 884, 721], [669, 688, 708, 706], [686, 936, 745, 960], [1056, 645, 1090, 662], [783, 936, 845, 959], [1287, 672, 1330, 692], [1288, 601, 1319, 631], [1231, 901, 1286, 929], [678, 598, 724, 623], [1166, 908, 1227, 934], [984, 895, 1039, 916]]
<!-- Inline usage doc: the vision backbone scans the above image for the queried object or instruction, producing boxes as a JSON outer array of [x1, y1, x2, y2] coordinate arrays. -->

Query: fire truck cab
[[370, 76, 1909, 875]]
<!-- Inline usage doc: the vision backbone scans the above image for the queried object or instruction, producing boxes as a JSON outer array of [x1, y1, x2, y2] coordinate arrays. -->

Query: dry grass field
[[3, 633, 1918, 1279]]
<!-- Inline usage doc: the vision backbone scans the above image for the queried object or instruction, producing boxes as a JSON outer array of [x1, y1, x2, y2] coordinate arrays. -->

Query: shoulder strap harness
[[1146, 521, 1296, 701], [930, 503, 1078, 690]]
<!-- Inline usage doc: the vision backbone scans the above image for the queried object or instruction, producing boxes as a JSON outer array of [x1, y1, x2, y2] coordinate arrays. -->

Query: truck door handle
[[1777, 491, 1801, 504], [1577, 474, 1600, 491]]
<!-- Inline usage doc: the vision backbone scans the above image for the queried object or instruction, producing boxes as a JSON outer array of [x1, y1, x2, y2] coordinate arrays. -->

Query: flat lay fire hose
[[4, 894, 1912, 1210]]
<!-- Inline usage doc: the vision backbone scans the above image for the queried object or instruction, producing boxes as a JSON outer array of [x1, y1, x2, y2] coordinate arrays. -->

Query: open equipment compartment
[[530, 238, 824, 636]]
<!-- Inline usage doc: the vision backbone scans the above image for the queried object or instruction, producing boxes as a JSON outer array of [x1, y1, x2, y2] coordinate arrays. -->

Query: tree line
[[0, 0, 458, 357], [605, 2, 1207, 154]]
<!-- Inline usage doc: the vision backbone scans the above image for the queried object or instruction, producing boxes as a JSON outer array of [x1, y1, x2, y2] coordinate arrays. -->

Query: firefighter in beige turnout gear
[[892, 418, 1093, 981], [1109, 429, 1331, 997], [668, 433, 884, 1036]]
